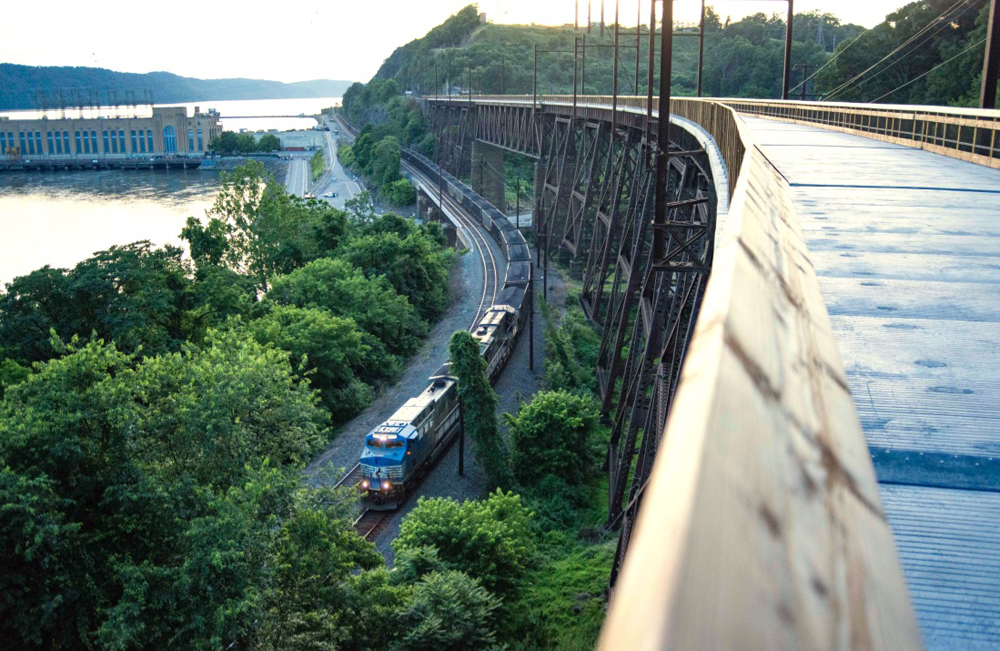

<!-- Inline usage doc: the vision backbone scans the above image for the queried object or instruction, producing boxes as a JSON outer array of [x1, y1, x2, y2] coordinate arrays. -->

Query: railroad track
[[334, 463, 391, 540], [403, 161, 502, 327], [353, 509, 392, 541], [331, 114, 506, 544], [336, 114, 500, 326]]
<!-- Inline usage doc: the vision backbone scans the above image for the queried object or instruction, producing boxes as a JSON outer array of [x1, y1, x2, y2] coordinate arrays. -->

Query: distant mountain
[[0, 63, 356, 110]]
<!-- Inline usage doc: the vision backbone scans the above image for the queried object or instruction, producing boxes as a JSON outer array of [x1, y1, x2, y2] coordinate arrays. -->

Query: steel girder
[[426, 100, 716, 592], [430, 103, 474, 177], [474, 103, 542, 158], [580, 126, 646, 409], [605, 151, 714, 588], [561, 121, 606, 257], [536, 116, 576, 257]]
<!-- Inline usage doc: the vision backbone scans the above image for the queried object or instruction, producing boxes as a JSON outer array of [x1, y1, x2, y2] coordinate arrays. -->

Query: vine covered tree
[[447, 330, 509, 487]]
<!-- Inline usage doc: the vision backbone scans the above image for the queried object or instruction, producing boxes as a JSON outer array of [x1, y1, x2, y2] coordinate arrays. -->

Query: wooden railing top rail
[[595, 99, 921, 650], [428, 95, 1000, 168], [425, 93, 922, 647]]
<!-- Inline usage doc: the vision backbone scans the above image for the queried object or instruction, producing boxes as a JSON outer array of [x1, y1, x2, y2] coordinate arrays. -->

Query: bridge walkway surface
[[740, 115, 1000, 650]]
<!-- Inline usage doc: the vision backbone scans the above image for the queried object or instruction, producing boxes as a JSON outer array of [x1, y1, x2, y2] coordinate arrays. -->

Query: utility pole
[[635, 0, 641, 94], [981, 0, 999, 109], [795, 63, 810, 101], [533, 44, 539, 109], [582, 35, 587, 93], [781, 0, 794, 100], [653, 0, 674, 261], [646, 0, 657, 158], [501, 55, 506, 94], [516, 176, 521, 231], [574, 36, 580, 121], [697, 0, 706, 97], [601, 0, 606, 37], [612, 0, 620, 131], [458, 401, 465, 476], [576, 0, 579, 30], [588, 0, 592, 33]]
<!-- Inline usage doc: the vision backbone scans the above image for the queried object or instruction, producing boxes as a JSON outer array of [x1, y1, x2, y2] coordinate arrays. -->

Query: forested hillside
[[0, 63, 355, 110], [366, 1, 995, 106]]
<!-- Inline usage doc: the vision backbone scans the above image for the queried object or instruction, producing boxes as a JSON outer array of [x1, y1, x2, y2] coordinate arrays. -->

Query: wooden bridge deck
[[741, 115, 1000, 649]]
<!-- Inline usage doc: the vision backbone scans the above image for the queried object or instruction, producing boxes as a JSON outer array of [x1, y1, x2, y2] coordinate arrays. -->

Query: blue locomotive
[[358, 149, 531, 510]]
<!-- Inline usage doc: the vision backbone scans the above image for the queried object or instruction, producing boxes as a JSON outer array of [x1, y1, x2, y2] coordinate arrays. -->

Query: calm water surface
[[0, 97, 342, 287], [0, 169, 219, 286]]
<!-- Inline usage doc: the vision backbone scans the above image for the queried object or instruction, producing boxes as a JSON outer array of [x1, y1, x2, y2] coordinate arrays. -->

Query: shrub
[[506, 390, 602, 491], [393, 490, 533, 597], [387, 178, 416, 206], [393, 571, 501, 651]]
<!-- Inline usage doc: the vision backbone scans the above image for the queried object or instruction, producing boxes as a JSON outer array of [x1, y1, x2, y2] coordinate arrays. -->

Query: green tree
[[339, 229, 452, 322], [393, 571, 502, 651], [448, 330, 508, 487], [200, 161, 339, 288], [505, 390, 602, 491], [258, 133, 282, 152], [0, 331, 335, 649], [543, 304, 600, 394], [268, 257, 427, 358], [122, 327, 327, 487], [0, 241, 192, 364], [246, 305, 374, 423], [393, 490, 533, 597], [256, 497, 398, 651], [387, 178, 417, 206]]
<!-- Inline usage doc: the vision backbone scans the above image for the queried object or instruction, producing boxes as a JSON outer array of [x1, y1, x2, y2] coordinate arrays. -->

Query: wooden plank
[[599, 121, 921, 649]]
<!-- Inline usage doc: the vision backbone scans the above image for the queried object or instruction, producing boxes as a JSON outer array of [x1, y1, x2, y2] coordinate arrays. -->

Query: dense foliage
[[310, 149, 325, 181], [393, 490, 534, 598], [368, 2, 993, 107], [393, 570, 502, 651], [0, 159, 462, 648], [506, 389, 602, 492], [447, 330, 509, 487], [814, 0, 996, 105], [543, 303, 601, 394], [371, 5, 861, 100], [210, 131, 282, 155]]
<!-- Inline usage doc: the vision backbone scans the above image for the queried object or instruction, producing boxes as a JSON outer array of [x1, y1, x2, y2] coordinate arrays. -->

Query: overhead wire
[[868, 36, 987, 103], [826, 0, 981, 101], [822, 0, 977, 101], [789, 26, 865, 95]]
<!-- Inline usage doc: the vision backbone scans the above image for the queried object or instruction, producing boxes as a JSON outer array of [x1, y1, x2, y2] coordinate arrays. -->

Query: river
[[0, 97, 341, 286]]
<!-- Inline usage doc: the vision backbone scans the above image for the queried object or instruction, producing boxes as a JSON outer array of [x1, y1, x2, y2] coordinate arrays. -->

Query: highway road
[[312, 120, 364, 210], [280, 120, 363, 206], [284, 156, 310, 197]]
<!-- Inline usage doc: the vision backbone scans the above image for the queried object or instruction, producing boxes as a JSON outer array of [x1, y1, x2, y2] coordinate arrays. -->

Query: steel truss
[[475, 103, 542, 158], [425, 99, 715, 590], [430, 103, 475, 177]]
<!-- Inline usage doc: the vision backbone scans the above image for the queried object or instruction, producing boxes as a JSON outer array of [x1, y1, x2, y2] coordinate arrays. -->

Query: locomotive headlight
[[361, 480, 369, 489], [383, 481, 392, 490]]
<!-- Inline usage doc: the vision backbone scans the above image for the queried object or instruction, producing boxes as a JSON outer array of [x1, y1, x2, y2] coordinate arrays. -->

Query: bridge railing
[[453, 94, 1000, 169], [596, 97, 924, 649], [437, 93, 922, 647]]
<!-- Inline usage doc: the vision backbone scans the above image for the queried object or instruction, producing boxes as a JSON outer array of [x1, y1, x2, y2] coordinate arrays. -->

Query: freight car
[[358, 149, 531, 510]]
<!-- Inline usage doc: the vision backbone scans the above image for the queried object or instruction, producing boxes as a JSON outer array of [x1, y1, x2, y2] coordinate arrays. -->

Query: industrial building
[[0, 106, 222, 160]]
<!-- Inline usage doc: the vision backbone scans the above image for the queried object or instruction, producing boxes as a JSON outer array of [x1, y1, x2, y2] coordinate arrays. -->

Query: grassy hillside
[[0, 63, 356, 110]]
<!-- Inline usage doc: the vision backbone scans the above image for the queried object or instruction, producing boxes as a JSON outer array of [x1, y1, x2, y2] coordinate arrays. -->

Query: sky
[[0, 1, 914, 84]]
